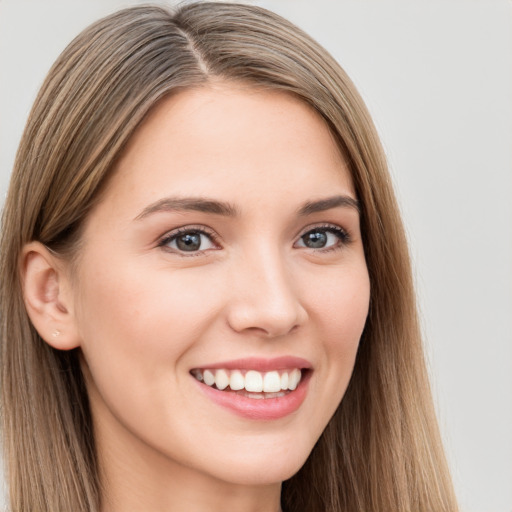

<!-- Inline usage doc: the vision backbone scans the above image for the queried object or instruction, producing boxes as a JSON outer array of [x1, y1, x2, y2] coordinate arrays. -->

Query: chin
[[204, 439, 313, 487], [217, 463, 304, 487]]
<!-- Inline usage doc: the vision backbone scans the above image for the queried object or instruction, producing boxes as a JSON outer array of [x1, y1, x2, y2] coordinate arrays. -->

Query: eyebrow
[[134, 194, 359, 221], [298, 195, 360, 215], [134, 196, 239, 220]]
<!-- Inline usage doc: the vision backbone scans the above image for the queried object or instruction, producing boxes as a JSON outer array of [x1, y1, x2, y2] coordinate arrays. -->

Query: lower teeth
[[240, 390, 287, 399], [209, 387, 288, 399]]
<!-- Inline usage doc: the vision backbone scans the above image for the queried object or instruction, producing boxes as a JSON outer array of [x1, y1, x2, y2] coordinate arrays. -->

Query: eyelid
[[157, 225, 221, 255], [294, 223, 351, 250], [296, 222, 350, 239]]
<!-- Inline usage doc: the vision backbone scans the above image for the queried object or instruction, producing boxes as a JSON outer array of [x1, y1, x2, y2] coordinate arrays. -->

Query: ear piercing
[[52, 330, 61, 338]]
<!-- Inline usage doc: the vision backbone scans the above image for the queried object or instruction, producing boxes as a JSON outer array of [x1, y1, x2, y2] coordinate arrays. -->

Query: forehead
[[98, 82, 355, 217]]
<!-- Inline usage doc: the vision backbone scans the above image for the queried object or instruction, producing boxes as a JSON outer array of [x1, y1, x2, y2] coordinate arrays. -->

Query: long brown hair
[[0, 3, 458, 511]]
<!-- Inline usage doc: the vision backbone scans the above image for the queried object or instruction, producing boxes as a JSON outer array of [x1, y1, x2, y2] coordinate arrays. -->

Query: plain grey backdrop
[[1, 1, 511, 511]]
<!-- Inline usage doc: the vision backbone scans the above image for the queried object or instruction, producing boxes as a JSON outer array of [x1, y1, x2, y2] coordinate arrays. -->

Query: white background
[[1, 1, 511, 511]]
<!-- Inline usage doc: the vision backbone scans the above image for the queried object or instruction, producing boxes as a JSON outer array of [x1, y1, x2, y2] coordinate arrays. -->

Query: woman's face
[[71, 83, 370, 488]]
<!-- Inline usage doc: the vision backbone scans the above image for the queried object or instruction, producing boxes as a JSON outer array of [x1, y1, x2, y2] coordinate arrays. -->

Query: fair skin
[[22, 83, 370, 512]]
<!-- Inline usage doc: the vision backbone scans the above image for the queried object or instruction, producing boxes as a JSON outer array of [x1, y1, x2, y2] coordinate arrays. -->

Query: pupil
[[304, 231, 327, 248], [177, 233, 201, 251]]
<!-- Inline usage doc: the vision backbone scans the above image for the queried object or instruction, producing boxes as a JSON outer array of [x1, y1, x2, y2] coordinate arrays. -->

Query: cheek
[[77, 259, 212, 341], [309, 263, 370, 343], [331, 281, 369, 356], [304, 263, 370, 409], [73, 258, 225, 396]]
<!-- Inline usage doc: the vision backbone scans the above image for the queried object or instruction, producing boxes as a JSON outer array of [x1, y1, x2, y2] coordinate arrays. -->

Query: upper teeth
[[192, 368, 302, 393]]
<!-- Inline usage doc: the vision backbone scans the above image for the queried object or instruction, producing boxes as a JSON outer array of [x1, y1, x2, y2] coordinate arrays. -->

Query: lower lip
[[195, 372, 311, 420]]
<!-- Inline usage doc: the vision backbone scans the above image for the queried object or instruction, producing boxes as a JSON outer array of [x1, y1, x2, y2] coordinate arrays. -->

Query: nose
[[226, 249, 308, 338]]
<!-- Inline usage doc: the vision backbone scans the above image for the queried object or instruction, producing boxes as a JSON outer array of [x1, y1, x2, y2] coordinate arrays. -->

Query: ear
[[21, 241, 81, 350]]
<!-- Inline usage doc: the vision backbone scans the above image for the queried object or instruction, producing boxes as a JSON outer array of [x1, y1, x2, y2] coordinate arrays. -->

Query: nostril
[[226, 300, 307, 337]]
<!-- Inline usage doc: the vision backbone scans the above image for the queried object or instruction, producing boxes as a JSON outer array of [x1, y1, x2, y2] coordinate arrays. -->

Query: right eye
[[159, 228, 217, 254]]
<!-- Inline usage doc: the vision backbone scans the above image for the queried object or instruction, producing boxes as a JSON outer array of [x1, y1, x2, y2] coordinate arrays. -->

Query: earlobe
[[21, 242, 81, 350]]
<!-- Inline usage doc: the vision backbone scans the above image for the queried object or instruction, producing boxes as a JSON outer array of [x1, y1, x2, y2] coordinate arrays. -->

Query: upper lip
[[191, 356, 313, 372]]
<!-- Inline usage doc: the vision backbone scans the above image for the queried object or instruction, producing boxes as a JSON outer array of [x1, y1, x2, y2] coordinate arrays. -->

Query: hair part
[[0, 3, 458, 511]]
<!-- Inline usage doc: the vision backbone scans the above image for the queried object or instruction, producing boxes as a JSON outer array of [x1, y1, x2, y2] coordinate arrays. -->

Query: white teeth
[[215, 369, 229, 390], [229, 370, 245, 391], [203, 369, 215, 386], [245, 370, 263, 392], [288, 369, 301, 391], [193, 368, 304, 395], [280, 372, 289, 390], [263, 371, 281, 392]]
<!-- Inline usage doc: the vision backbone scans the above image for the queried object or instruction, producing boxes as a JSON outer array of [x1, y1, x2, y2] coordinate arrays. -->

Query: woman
[[0, 3, 459, 511]]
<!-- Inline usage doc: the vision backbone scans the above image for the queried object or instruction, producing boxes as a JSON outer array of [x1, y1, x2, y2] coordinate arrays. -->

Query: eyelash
[[158, 225, 220, 256], [296, 224, 351, 253], [157, 223, 351, 256]]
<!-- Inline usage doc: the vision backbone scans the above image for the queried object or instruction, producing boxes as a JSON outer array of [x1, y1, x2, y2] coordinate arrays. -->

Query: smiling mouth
[[190, 368, 304, 399]]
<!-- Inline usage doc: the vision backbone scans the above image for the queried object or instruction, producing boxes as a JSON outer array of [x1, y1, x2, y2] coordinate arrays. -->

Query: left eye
[[162, 230, 216, 252], [295, 227, 347, 250]]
